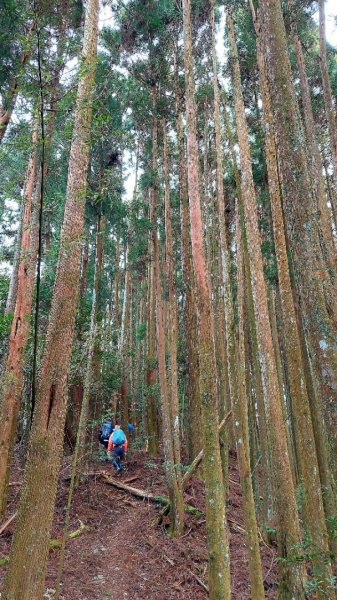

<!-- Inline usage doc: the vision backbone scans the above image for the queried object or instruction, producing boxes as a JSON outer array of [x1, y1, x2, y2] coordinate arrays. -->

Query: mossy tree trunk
[[163, 119, 182, 471], [151, 93, 184, 537], [182, 0, 231, 595], [227, 9, 305, 596], [0, 119, 39, 520], [235, 204, 265, 598], [259, 0, 337, 472], [2, 1, 99, 596], [252, 6, 335, 576]]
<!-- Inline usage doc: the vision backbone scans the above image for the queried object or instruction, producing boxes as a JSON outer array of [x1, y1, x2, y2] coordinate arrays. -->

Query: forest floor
[[0, 449, 278, 599]]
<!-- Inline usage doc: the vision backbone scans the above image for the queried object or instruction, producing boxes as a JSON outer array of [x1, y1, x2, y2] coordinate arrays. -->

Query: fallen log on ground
[[0, 512, 17, 536], [182, 410, 232, 488], [101, 475, 203, 516], [0, 521, 89, 566]]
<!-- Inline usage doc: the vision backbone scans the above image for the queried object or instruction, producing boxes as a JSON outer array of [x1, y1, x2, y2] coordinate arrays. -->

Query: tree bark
[[5, 203, 24, 316], [182, 0, 231, 595], [2, 1, 99, 596], [151, 91, 184, 536], [0, 119, 39, 519], [0, 25, 33, 144], [173, 49, 201, 463], [318, 0, 337, 207], [259, 0, 337, 469], [163, 119, 182, 472], [291, 18, 336, 268], [251, 7, 335, 571], [227, 9, 305, 595], [235, 205, 265, 599]]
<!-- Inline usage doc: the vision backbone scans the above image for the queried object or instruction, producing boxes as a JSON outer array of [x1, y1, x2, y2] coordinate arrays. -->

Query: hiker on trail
[[98, 418, 114, 450], [107, 424, 128, 472], [127, 422, 135, 442]]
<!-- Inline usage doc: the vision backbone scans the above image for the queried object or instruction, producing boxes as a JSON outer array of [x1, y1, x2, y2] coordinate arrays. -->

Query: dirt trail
[[0, 452, 277, 599]]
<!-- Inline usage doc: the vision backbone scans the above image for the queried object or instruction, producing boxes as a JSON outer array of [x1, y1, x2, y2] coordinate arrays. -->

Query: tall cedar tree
[[2, 0, 99, 596], [182, 0, 231, 596]]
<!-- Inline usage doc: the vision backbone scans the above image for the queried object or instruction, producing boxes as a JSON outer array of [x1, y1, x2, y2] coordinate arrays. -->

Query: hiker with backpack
[[98, 418, 114, 460], [98, 418, 114, 448], [127, 422, 135, 442], [107, 424, 128, 472]]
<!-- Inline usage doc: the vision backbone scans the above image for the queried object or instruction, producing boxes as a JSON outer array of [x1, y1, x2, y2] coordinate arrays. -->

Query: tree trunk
[[259, 0, 337, 469], [163, 119, 182, 472], [0, 120, 39, 520], [146, 254, 159, 456], [182, 0, 231, 595], [5, 203, 24, 316], [151, 91, 184, 537], [55, 217, 99, 599], [318, 0, 337, 206], [173, 49, 201, 463], [2, 1, 99, 596], [210, 0, 238, 494], [226, 9, 305, 595], [0, 26, 33, 144], [119, 240, 131, 427], [291, 19, 336, 269], [114, 236, 120, 331], [235, 204, 265, 599], [252, 8, 335, 571], [80, 231, 90, 298]]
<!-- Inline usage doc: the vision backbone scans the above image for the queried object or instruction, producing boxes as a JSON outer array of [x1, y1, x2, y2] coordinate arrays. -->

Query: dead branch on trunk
[[182, 410, 232, 488]]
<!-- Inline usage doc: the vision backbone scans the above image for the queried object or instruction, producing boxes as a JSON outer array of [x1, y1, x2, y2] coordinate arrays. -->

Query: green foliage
[[135, 322, 146, 343]]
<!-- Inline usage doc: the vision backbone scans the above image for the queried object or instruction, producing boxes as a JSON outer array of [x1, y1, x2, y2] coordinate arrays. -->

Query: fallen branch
[[182, 410, 232, 488], [0, 521, 88, 566], [102, 475, 203, 516], [49, 520, 89, 548], [187, 568, 209, 593], [62, 471, 102, 482], [228, 517, 246, 535], [0, 512, 17, 536]]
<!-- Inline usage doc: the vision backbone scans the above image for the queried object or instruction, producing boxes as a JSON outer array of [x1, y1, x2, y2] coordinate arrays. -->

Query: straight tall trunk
[[163, 119, 182, 471], [318, 0, 337, 207], [5, 203, 24, 316], [259, 0, 337, 467], [182, 0, 231, 596], [174, 80, 201, 461], [146, 255, 159, 456], [80, 231, 90, 298], [2, 2, 99, 596], [151, 92, 184, 536], [251, 6, 335, 574], [55, 210, 100, 600], [0, 25, 33, 143], [291, 19, 336, 267], [0, 120, 39, 519], [222, 91, 272, 517], [119, 241, 131, 427], [91, 212, 105, 419], [226, 9, 304, 596], [235, 205, 265, 599], [114, 236, 120, 331], [210, 0, 237, 477]]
